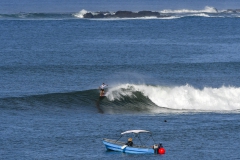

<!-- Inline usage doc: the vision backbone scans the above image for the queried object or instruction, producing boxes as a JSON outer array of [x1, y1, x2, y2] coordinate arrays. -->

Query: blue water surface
[[1, 1, 240, 159]]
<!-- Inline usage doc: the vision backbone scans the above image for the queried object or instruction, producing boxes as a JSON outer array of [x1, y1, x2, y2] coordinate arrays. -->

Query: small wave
[[159, 16, 181, 20], [187, 13, 211, 17], [73, 9, 88, 18], [92, 17, 161, 21], [160, 6, 218, 14]]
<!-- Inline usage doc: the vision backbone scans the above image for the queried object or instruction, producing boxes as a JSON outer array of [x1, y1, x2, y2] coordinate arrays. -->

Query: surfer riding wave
[[99, 83, 108, 96]]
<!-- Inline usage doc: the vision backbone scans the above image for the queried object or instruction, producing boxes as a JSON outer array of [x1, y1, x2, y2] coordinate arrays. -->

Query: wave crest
[[73, 9, 88, 18], [160, 6, 218, 14]]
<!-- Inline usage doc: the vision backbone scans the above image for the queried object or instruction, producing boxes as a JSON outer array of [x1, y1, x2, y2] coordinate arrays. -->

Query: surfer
[[99, 83, 108, 96]]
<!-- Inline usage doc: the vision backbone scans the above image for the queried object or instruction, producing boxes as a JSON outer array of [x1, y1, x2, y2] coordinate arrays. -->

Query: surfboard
[[100, 90, 107, 97], [100, 92, 106, 97]]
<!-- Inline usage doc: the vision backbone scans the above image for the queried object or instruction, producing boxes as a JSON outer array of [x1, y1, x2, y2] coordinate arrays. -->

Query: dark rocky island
[[83, 11, 169, 18]]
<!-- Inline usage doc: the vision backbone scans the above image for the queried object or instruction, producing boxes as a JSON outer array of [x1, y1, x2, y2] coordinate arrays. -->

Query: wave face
[[1, 84, 240, 113], [1, 7, 240, 20]]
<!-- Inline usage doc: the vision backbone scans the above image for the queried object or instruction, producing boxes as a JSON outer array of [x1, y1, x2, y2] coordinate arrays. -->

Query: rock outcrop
[[83, 10, 168, 18]]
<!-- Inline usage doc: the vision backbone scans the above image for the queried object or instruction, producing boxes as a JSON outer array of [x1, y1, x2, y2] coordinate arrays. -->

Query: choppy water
[[1, 0, 240, 159]]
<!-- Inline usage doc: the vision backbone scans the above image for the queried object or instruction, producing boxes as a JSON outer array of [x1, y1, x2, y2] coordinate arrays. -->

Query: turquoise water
[[1, 1, 240, 159]]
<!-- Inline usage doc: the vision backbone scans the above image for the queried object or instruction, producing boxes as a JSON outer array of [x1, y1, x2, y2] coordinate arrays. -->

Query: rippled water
[[1, 1, 240, 159]]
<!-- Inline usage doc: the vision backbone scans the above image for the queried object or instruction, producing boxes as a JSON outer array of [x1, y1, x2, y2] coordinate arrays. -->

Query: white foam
[[159, 16, 181, 19], [73, 9, 88, 18], [106, 84, 137, 100], [188, 13, 211, 17], [106, 84, 240, 111], [160, 6, 218, 14]]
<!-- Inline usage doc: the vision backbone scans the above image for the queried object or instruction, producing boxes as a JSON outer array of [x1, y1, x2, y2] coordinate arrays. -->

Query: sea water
[[1, 0, 240, 159]]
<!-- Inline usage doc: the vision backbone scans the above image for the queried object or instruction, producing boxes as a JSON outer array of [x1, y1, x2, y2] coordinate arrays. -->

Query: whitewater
[[106, 84, 240, 111]]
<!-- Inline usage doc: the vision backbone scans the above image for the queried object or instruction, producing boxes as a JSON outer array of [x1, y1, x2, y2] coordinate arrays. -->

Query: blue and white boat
[[102, 130, 165, 154]]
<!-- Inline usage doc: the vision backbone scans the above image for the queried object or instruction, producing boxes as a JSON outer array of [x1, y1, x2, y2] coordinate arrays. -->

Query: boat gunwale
[[103, 138, 151, 149]]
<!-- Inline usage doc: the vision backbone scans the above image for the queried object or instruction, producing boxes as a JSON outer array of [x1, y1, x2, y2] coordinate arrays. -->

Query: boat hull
[[103, 139, 154, 154]]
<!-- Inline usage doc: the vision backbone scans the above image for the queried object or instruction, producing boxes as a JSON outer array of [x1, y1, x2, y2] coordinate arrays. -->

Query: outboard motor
[[153, 144, 159, 154]]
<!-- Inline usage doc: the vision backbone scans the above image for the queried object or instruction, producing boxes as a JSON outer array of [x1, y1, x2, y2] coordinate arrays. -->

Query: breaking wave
[[106, 84, 240, 111], [160, 6, 218, 14], [1, 83, 240, 113]]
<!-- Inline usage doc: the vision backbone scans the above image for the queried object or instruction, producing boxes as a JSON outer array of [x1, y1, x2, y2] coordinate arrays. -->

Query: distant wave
[[160, 6, 218, 14], [1, 6, 240, 20], [1, 83, 240, 113]]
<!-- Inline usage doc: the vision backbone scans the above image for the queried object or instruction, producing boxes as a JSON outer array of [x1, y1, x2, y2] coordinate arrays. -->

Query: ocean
[[1, 0, 240, 159]]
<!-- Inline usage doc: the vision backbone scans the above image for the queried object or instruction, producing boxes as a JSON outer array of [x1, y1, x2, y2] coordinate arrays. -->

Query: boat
[[102, 130, 165, 154]]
